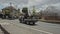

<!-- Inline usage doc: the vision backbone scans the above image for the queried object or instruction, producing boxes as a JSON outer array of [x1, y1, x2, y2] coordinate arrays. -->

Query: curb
[[40, 19, 60, 24], [0, 25, 10, 34]]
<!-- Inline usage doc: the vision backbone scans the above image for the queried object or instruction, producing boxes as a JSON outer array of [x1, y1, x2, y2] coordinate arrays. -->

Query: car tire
[[26, 22, 30, 25], [32, 22, 35, 25], [19, 20, 23, 23]]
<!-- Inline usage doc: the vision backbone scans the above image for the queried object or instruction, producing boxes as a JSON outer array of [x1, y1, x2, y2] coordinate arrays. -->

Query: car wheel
[[26, 22, 30, 25], [32, 22, 35, 25], [20, 20, 23, 23]]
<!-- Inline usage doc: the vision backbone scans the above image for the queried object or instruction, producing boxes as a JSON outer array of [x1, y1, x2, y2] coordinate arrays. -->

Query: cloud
[[28, 0, 43, 6], [0, 0, 28, 4], [0, 0, 60, 10], [43, 3, 60, 9]]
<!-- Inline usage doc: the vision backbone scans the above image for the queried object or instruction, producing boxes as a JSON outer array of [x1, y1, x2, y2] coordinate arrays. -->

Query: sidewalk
[[40, 19, 60, 23]]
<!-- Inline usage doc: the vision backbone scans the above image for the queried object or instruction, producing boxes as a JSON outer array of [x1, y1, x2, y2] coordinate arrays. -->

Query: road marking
[[10, 22, 53, 34], [19, 25, 53, 34]]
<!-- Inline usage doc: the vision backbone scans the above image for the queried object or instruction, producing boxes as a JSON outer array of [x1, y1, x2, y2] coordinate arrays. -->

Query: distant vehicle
[[19, 7, 38, 25]]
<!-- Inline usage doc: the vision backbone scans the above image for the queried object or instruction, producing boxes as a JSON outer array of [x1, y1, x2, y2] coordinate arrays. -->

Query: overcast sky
[[0, 0, 60, 10]]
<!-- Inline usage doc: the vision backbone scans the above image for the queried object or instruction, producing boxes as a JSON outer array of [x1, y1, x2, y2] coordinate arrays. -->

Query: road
[[0, 19, 60, 34]]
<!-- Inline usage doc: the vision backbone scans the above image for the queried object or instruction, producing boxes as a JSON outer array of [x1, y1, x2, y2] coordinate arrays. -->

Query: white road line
[[10, 23, 53, 34], [19, 25, 53, 34]]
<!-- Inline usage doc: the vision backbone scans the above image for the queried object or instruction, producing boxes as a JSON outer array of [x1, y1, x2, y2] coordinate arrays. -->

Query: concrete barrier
[[0, 25, 10, 34]]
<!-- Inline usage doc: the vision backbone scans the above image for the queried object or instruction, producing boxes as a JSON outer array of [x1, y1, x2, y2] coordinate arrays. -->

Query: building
[[2, 6, 20, 19]]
